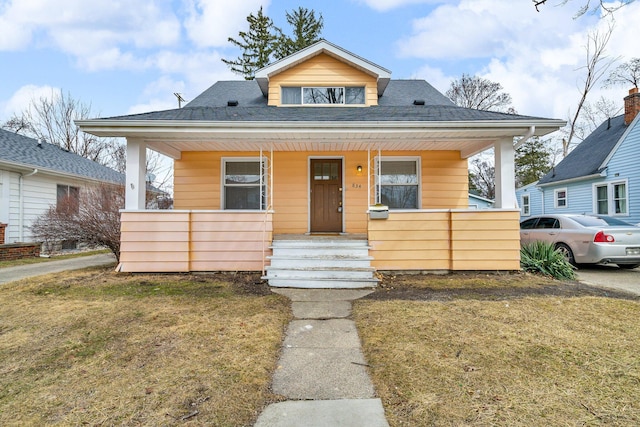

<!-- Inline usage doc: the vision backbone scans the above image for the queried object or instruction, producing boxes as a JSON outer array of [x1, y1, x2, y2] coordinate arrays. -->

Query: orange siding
[[450, 210, 521, 270], [173, 152, 220, 210], [120, 211, 190, 272], [268, 53, 378, 106], [369, 210, 521, 271], [369, 211, 451, 271], [173, 150, 466, 234], [420, 151, 468, 209], [119, 211, 272, 273]]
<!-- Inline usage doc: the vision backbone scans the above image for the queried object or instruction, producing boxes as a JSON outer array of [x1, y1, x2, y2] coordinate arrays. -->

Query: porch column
[[125, 138, 147, 210], [494, 138, 517, 209]]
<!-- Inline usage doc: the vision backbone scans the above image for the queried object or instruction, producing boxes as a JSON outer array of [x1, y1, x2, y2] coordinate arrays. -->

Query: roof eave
[[537, 171, 606, 187], [0, 159, 122, 184], [77, 118, 566, 136]]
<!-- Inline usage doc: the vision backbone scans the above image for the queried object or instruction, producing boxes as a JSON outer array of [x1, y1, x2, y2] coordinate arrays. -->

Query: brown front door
[[310, 159, 343, 233]]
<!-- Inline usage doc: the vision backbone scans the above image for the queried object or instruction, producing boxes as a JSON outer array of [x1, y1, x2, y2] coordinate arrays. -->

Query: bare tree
[[562, 22, 616, 157], [469, 157, 495, 200], [580, 96, 623, 133], [2, 90, 115, 166], [31, 183, 124, 261], [446, 74, 514, 113], [535, 0, 636, 17], [604, 57, 640, 89]]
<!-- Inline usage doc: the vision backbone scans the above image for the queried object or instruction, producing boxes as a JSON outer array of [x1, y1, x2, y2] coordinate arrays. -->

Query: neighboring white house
[[0, 129, 124, 244]]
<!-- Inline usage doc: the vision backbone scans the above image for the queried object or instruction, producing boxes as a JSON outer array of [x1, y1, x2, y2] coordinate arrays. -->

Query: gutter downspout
[[514, 126, 535, 149], [19, 169, 38, 241]]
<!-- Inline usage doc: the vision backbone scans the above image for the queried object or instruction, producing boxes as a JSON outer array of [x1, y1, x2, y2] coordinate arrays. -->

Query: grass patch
[[354, 275, 640, 426], [377, 271, 559, 290], [0, 268, 290, 426], [0, 249, 110, 269]]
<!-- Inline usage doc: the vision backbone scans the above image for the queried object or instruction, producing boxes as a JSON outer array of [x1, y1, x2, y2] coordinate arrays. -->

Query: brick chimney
[[624, 87, 640, 125]]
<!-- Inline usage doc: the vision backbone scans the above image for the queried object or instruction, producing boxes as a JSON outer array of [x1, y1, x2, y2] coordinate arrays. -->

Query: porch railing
[[119, 210, 273, 272], [368, 209, 521, 271]]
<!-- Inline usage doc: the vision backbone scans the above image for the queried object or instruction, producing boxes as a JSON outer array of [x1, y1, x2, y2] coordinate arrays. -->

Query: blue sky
[[1, 0, 638, 126]]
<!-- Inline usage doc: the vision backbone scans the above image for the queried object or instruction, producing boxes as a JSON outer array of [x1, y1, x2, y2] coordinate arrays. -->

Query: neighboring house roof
[[516, 180, 539, 191], [537, 114, 628, 186], [468, 193, 494, 204], [0, 129, 123, 184]]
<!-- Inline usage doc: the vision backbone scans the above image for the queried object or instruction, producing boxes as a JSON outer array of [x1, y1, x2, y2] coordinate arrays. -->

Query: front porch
[[118, 209, 521, 276]]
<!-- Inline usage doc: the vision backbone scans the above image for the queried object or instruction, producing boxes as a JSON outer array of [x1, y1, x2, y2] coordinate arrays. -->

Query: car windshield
[[570, 215, 635, 227]]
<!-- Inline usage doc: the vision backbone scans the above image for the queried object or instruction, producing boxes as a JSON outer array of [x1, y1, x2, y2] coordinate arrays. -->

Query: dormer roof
[[254, 40, 391, 97]]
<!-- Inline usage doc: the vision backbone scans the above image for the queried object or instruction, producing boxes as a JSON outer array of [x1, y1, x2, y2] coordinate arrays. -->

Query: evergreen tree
[[221, 7, 276, 80], [274, 7, 324, 60], [515, 137, 553, 187]]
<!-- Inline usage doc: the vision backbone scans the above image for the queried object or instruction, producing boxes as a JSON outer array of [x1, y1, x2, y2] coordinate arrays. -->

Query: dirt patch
[[195, 271, 271, 296], [364, 271, 640, 301]]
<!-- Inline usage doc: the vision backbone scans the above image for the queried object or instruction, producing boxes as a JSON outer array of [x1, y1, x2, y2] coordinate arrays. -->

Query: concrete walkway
[[0, 253, 116, 284], [254, 289, 389, 427]]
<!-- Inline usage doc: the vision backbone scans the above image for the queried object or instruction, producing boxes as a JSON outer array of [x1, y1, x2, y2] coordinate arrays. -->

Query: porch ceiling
[[78, 119, 565, 160]]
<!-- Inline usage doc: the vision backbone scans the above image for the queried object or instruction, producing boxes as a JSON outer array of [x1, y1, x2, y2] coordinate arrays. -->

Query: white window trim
[[592, 179, 629, 216], [374, 156, 422, 210], [521, 194, 531, 216], [221, 157, 268, 211], [554, 188, 567, 209], [594, 183, 609, 215]]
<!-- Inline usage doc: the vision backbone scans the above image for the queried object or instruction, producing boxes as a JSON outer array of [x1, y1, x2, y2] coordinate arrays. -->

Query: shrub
[[520, 241, 576, 280], [31, 183, 123, 262]]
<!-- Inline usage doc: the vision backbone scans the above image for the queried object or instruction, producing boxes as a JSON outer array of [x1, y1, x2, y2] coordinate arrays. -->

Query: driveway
[[0, 253, 116, 284], [576, 264, 640, 296]]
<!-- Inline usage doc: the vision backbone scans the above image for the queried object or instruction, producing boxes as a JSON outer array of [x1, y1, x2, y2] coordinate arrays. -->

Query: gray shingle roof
[[186, 79, 454, 109], [0, 129, 124, 184], [102, 79, 547, 123], [538, 114, 627, 185], [102, 104, 546, 122]]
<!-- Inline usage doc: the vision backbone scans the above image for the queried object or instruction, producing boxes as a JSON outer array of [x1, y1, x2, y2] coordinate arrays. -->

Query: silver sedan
[[520, 214, 640, 269]]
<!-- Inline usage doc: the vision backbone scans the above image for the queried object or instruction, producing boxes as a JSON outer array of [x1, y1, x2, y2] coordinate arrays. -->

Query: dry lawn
[[354, 273, 640, 426], [0, 267, 290, 426]]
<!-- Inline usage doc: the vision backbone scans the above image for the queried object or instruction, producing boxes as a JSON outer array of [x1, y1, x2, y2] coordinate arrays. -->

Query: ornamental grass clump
[[520, 241, 576, 280]]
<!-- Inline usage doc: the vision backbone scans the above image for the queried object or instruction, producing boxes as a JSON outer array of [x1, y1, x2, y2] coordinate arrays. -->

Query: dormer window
[[282, 86, 365, 105]]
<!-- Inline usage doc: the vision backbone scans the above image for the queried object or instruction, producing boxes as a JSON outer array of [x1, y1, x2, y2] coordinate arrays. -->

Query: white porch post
[[494, 138, 517, 209], [125, 138, 147, 210]]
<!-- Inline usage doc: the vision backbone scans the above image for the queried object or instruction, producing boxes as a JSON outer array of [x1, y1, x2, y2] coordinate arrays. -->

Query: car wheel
[[618, 264, 640, 270], [555, 243, 576, 266]]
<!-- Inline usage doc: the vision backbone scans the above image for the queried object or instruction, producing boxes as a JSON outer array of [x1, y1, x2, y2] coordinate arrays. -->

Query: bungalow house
[[0, 129, 124, 245], [516, 88, 640, 224], [77, 40, 564, 287]]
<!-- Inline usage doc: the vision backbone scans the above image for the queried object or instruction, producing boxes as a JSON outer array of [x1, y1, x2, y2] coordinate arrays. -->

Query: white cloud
[[410, 64, 452, 94], [0, 0, 181, 68], [397, 0, 640, 124], [124, 49, 236, 114], [356, 0, 441, 12], [1, 84, 59, 118], [184, 0, 270, 48]]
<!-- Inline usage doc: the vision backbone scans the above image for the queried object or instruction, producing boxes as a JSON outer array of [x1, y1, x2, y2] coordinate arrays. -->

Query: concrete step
[[265, 266, 376, 280], [266, 238, 377, 289], [268, 256, 374, 269], [272, 239, 369, 248], [270, 246, 371, 258], [266, 277, 379, 289]]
